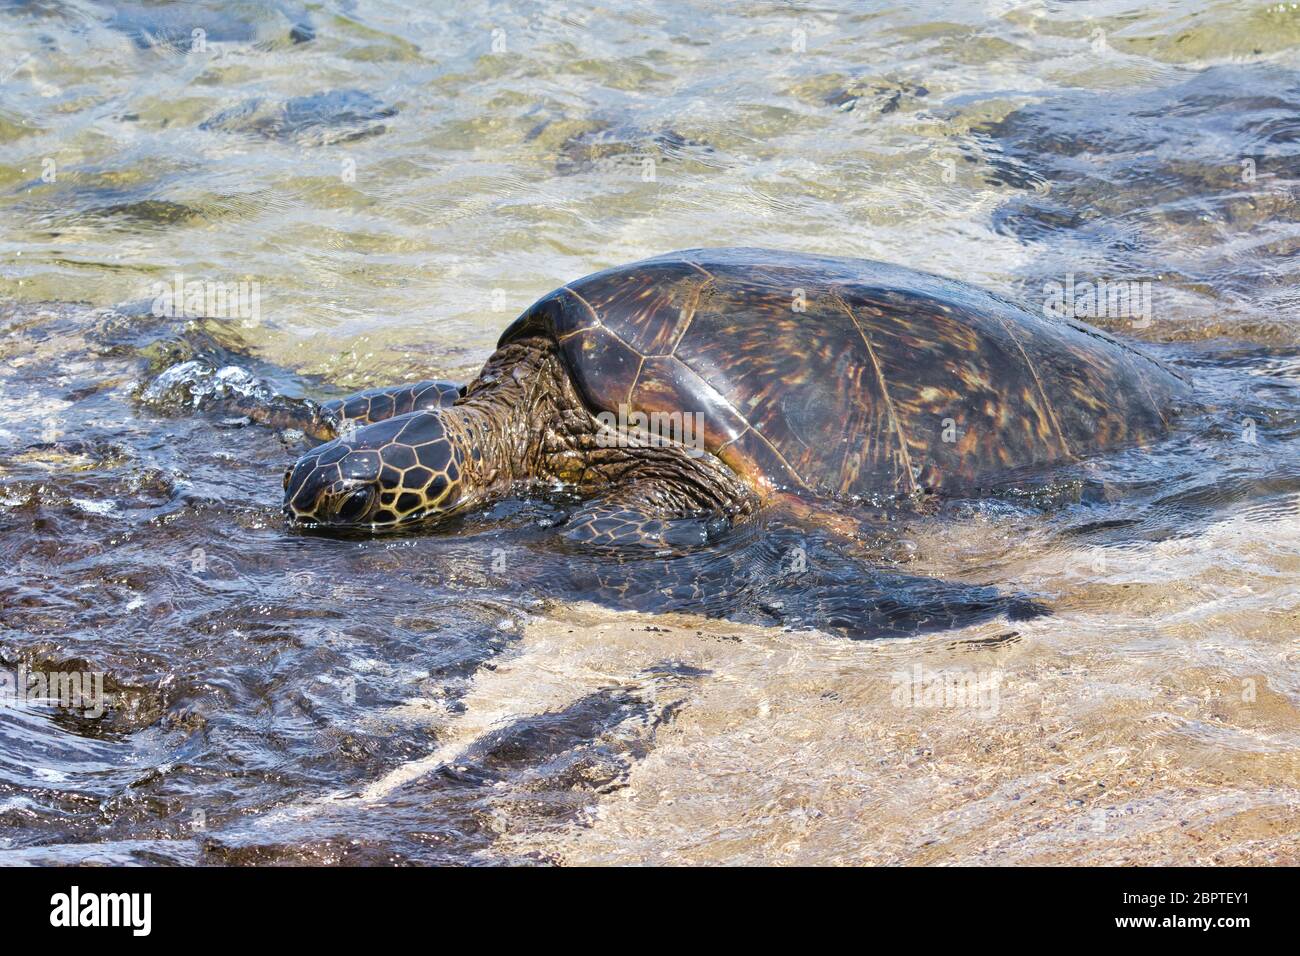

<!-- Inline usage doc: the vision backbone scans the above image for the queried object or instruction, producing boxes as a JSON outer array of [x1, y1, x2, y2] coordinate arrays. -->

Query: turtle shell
[[498, 248, 1191, 498]]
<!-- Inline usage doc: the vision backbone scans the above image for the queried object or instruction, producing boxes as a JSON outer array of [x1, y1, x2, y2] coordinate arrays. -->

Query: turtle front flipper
[[226, 381, 463, 442], [207, 392, 338, 441], [560, 480, 743, 550], [321, 381, 462, 430]]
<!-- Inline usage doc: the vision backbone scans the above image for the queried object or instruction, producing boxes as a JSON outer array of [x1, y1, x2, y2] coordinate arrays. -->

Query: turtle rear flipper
[[752, 500, 1051, 637], [552, 497, 1047, 637]]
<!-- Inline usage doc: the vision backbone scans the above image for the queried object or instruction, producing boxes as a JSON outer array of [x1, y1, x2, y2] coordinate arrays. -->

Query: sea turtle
[[282, 248, 1191, 546]]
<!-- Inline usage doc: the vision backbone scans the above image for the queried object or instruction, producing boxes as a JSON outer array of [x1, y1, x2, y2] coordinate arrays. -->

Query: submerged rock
[[82, 197, 203, 225], [548, 122, 715, 176], [823, 77, 929, 114], [199, 89, 396, 146], [101, 0, 314, 49]]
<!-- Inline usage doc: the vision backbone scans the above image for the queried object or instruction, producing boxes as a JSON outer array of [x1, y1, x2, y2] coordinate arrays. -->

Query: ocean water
[[1, 0, 1298, 864]]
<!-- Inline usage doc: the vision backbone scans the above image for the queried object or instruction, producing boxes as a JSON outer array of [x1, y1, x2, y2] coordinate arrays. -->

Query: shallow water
[[2, 1, 1299, 864]]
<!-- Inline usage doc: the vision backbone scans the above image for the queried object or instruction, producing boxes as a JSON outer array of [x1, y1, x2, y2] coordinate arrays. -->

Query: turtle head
[[283, 410, 466, 529]]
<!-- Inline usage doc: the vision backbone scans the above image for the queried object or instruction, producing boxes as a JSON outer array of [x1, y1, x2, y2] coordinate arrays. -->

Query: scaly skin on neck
[[442, 337, 758, 519]]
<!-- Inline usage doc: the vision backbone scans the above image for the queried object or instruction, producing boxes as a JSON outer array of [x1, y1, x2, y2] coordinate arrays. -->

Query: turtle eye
[[334, 486, 374, 523]]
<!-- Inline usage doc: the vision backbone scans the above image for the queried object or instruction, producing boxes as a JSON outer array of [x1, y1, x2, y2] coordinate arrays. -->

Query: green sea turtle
[[283, 248, 1191, 546]]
